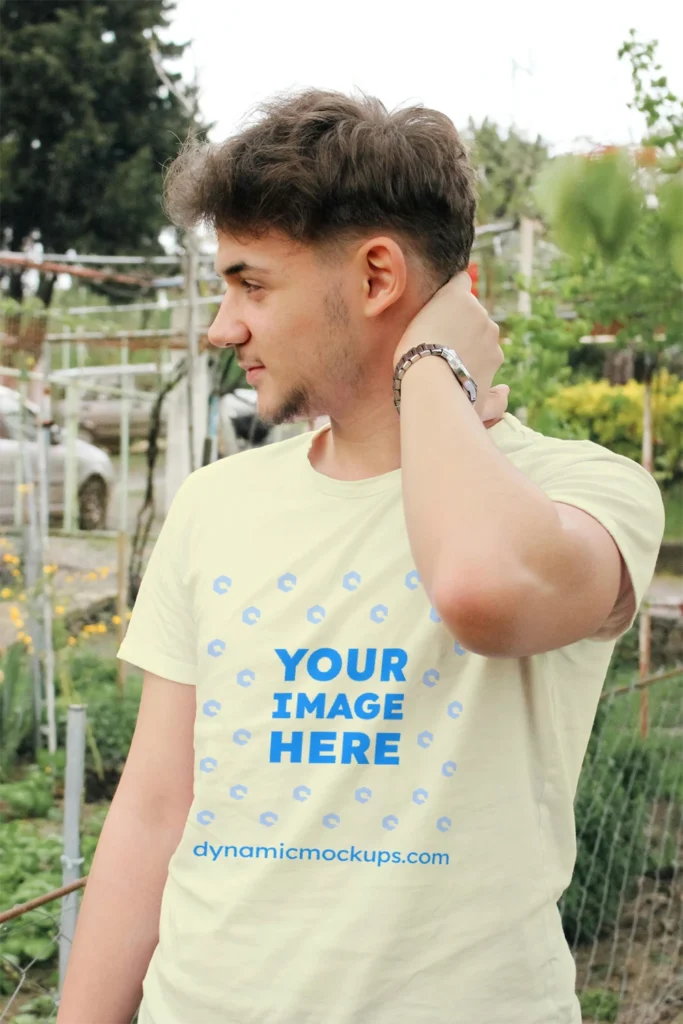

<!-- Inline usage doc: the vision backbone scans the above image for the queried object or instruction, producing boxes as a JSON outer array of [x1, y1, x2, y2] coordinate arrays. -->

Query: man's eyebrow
[[216, 261, 272, 278]]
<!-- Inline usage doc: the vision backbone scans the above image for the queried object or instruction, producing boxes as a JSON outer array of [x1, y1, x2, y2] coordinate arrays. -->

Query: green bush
[[0, 766, 54, 820], [561, 703, 647, 947], [0, 808, 107, 1002], [544, 371, 683, 483], [56, 654, 142, 800], [0, 643, 36, 781], [579, 987, 620, 1022]]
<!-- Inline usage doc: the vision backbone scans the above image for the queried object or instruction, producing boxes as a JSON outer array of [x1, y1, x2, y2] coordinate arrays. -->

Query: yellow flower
[[18, 593, 25, 601], [12, 569, 21, 578], [17, 631, 25, 640], [3, 553, 13, 563], [99, 623, 107, 633], [44, 765, 52, 774], [67, 636, 77, 646], [99, 566, 110, 578], [55, 605, 65, 616], [85, 571, 98, 581], [112, 614, 122, 625], [65, 575, 74, 583], [17, 482, 34, 494], [1, 588, 12, 599], [22, 635, 31, 644]]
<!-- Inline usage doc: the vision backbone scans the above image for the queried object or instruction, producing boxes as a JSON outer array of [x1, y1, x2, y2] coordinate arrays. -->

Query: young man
[[57, 90, 664, 1024]]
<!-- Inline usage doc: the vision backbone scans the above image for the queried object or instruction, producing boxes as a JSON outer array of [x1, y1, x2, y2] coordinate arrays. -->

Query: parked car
[[0, 385, 115, 530], [54, 377, 163, 453]]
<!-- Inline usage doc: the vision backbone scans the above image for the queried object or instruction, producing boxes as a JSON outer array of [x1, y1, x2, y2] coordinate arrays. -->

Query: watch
[[392, 343, 478, 413]]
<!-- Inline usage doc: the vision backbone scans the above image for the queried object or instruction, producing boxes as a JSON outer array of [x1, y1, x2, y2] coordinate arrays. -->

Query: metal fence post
[[58, 704, 87, 997]]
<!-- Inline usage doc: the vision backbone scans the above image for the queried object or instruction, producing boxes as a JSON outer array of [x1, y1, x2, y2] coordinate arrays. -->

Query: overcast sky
[[163, 0, 682, 155]]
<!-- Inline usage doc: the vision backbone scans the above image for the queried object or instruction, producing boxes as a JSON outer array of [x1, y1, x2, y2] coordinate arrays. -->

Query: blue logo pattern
[[342, 571, 362, 591], [205, 568, 466, 836], [213, 575, 232, 595]]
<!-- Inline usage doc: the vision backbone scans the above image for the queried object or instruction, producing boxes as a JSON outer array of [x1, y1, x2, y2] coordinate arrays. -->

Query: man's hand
[[395, 271, 506, 424]]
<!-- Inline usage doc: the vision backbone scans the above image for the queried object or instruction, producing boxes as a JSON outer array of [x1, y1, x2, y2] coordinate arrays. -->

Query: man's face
[[209, 230, 364, 425]]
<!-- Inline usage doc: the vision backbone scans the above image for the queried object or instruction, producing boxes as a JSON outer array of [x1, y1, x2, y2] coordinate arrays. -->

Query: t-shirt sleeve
[[117, 476, 198, 684], [531, 437, 666, 642]]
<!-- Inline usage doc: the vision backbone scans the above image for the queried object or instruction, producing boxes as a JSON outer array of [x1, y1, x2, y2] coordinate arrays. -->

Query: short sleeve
[[530, 438, 665, 642], [117, 476, 198, 684]]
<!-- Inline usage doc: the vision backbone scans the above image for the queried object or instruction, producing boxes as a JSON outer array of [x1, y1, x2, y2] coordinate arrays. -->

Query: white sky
[[163, 0, 682, 155]]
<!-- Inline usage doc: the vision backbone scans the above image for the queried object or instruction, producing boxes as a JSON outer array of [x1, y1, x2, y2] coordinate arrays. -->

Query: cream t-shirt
[[117, 413, 664, 1024]]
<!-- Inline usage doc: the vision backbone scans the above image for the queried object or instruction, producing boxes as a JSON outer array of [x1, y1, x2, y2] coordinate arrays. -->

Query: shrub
[[55, 654, 142, 800], [562, 703, 648, 947], [543, 370, 683, 483]]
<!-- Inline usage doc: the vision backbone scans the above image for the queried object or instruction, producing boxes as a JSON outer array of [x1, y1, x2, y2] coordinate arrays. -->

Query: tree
[[464, 119, 549, 313], [0, 0, 197, 303], [534, 32, 683, 476], [466, 118, 549, 225]]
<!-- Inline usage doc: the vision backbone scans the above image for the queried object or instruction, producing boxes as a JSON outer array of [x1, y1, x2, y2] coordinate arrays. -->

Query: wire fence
[[1, 659, 682, 1023]]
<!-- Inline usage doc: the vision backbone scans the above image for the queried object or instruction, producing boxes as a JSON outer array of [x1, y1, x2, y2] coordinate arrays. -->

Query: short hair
[[164, 88, 477, 282]]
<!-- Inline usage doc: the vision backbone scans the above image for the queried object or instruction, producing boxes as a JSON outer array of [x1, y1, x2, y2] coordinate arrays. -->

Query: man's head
[[165, 88, 477, 424]]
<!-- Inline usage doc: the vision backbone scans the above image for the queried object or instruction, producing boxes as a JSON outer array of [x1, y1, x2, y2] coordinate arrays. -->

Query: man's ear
[[356, 236, 408, 318]]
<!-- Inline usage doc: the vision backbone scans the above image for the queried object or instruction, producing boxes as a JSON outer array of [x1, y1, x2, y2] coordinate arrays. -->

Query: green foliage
[[0, 643, 35, 780], [536, 151, 642, 262], [56, 654, 142, 799], [545, 371, 683, 482], [0, 808, 107, 999], [618, 29, 683, 170], [0, 0, 197, 259], [496, 275, 590, 427], [0, 765, 54, 819], [562, 726, 648, 948], [465, 118, 549, 224], [579, 987, 620, 1022]]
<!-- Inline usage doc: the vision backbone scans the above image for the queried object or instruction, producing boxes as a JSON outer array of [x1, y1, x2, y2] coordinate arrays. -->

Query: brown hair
[[164, 88, 477, 282]]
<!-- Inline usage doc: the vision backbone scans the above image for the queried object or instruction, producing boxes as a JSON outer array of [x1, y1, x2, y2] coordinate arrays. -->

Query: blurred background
[[0, 2, 681, 1022]]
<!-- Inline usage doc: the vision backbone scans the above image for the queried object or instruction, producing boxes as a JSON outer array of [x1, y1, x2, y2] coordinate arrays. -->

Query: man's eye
[[241, 281, 261, 293]]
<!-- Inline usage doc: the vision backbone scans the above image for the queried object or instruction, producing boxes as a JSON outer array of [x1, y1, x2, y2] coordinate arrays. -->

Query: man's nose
[[207, 297, 250, 349]]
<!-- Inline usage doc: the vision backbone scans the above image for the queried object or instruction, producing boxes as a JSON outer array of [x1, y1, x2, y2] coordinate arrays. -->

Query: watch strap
[[393, 343, 477, 413]]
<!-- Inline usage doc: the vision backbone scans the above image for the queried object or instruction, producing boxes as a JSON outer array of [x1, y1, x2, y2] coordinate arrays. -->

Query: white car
[[0, 385, 115, 530]]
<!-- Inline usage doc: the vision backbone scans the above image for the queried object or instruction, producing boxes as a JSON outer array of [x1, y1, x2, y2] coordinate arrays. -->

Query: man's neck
[[308, 401, 401, 482]]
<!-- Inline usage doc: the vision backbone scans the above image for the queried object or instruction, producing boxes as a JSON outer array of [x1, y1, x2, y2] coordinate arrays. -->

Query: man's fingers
[[482, 384, 510, 428]]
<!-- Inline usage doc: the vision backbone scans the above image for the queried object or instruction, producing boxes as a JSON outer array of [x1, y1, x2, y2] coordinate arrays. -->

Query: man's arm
[[392, 274, 635, 657], [398, 355, 624, 656], [56, 672, 195, 1024]]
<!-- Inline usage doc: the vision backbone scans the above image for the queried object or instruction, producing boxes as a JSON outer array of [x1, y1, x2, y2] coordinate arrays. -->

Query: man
[[57, 89, 664, 1024]]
